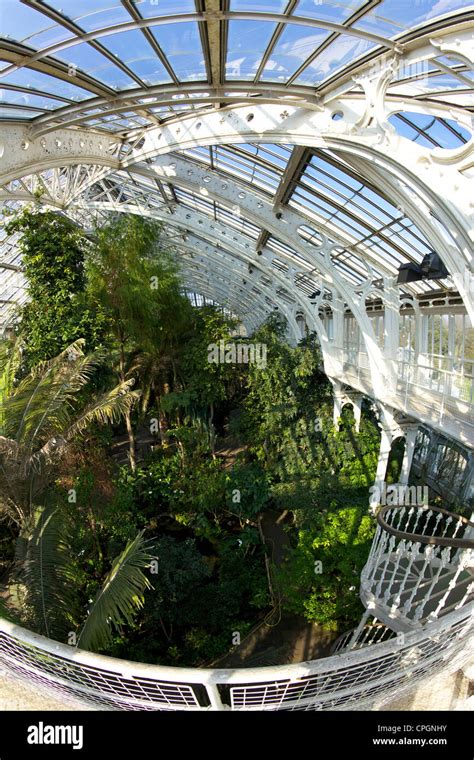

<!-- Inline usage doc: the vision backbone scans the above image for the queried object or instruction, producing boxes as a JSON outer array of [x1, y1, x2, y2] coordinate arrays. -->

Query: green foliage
[[109, 535, 268, 665], [15, 503, 79, 638], [225, 461, 271, 520], [86, 214, 191, 363], [277, 505, 374, 629], [237, 316, 381, 631], [241, 320, 333, 478], [5, 208, 107, 366], [176, 306, 242, 415], [76, 531, 155, 652], [0, 340, 140, 526], [0, 245, 385, 661]]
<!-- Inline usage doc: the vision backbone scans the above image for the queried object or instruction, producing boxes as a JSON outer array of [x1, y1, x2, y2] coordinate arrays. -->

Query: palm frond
[[0, 337, 22, 402], [10, 340, 86, 444], [76, 532, 154, 652], [9, 343, 104, 448], [20, 504, 78, 639], [65, 381, 141, 441]]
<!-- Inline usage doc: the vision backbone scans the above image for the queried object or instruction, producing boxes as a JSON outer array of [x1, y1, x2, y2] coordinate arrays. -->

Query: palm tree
[[0, 338, 140, 528], [86, 214, 188, 470], [13, 500, 154, 650]]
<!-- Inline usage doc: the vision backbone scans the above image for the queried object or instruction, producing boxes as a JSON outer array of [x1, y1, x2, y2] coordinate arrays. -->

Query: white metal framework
[[0, 0, 473, 710]]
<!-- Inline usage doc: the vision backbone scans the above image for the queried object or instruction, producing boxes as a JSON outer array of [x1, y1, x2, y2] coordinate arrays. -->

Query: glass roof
[[0, 1, 472, 329], [0, 0, 471, 127]]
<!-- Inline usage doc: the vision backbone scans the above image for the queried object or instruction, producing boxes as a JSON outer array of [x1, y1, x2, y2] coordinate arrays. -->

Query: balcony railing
[[0, 600, 472, 710], [361, 505, 474, 632]]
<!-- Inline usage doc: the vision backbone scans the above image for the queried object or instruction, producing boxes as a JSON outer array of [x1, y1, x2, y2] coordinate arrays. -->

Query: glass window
[[44, 0, 130, 30], [261, 24, 329, 82], [1, 0, 57, 43], [0, 89, 62, 110], [295, 34, 377, 85], [56, 44, 138, 89], [226, 20, 277, 79], [354, 0, 467, 38], [24, 27, 75, 50], [230, 0, 288, 11], [99, 29, 173, 84], [0, 106, 43, 118], [414, 429, 431, 464], [0, 67, 93, 101], [295, 0, 365, 23], [389, 111, 471, 149], [151, 22, 206, 81], [133, 0, 197, 17]]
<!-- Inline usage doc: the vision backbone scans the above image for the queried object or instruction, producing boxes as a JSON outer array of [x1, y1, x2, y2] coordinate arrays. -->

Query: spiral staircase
[[0, 500, 472, 711]]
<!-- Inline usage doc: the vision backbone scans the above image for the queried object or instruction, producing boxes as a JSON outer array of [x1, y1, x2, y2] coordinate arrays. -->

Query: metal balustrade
[[0, 603, 472, 711], [398, 356, 474, 407], [339, 350, 474, 444], [361, 505, 474, 632], [330, 620, 396, 654], [1, 501, 473, 710]]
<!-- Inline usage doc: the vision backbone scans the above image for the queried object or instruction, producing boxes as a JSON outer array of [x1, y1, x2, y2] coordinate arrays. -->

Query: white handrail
[[1, 601, 472, 710]]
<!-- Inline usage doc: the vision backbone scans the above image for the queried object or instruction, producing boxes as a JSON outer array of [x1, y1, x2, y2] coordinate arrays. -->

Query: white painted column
[[383, 276, 400, 393], [330, 297, 345, 380], [352, 395, 363, 433], [369, 426, 393, 512], [399, 424, 418, 486], [332, 380, 343, 430]]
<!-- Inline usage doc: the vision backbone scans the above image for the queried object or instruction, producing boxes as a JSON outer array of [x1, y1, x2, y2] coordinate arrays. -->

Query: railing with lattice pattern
[[0, 600, 472, 711], [361, 505, 474, 631]]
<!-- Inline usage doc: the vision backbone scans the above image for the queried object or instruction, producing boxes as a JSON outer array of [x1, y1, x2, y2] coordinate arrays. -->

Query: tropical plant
[[5, 206, 108, 367], [276, 505, 374, 630], [76, 531, 155, 651], [0, 338, 140, 527], [11, 500, 155, 652], [15, 502, 80, 639], [86, 214, 190, 469]]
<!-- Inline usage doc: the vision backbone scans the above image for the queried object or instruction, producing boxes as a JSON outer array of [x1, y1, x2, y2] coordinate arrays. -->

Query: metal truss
[[0, 3, 473, 709], [0, 5, 472, 429]]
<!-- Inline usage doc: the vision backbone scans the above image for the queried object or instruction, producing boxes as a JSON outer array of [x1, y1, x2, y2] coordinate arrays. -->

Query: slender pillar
[[331, 379, 343, 430], [369, 426, 393, 512], [382, 276, 400, 393], [351, 394, 363, 433], [399, 424, 418, 486]]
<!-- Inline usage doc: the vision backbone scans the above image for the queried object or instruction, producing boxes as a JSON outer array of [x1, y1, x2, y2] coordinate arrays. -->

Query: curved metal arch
[[2, 102, 470, 312], [178, 245, 282, 316], [180, 265, 299, 339], [95, 160, 407, 285], [8, 11, 470, 136], [180, 255, 272, 319], [98, 102, 472, 226], [3, 94, 471, 228], [182, 272, 301, 343], [5, 155, 418, 298], [81, 166, 370, 321], [177, 245, 303, 343], [344, 152, 474, 324], [182, 275, 266, 335], [69, 196, 313, 341], [155, 225, 320, 348]]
